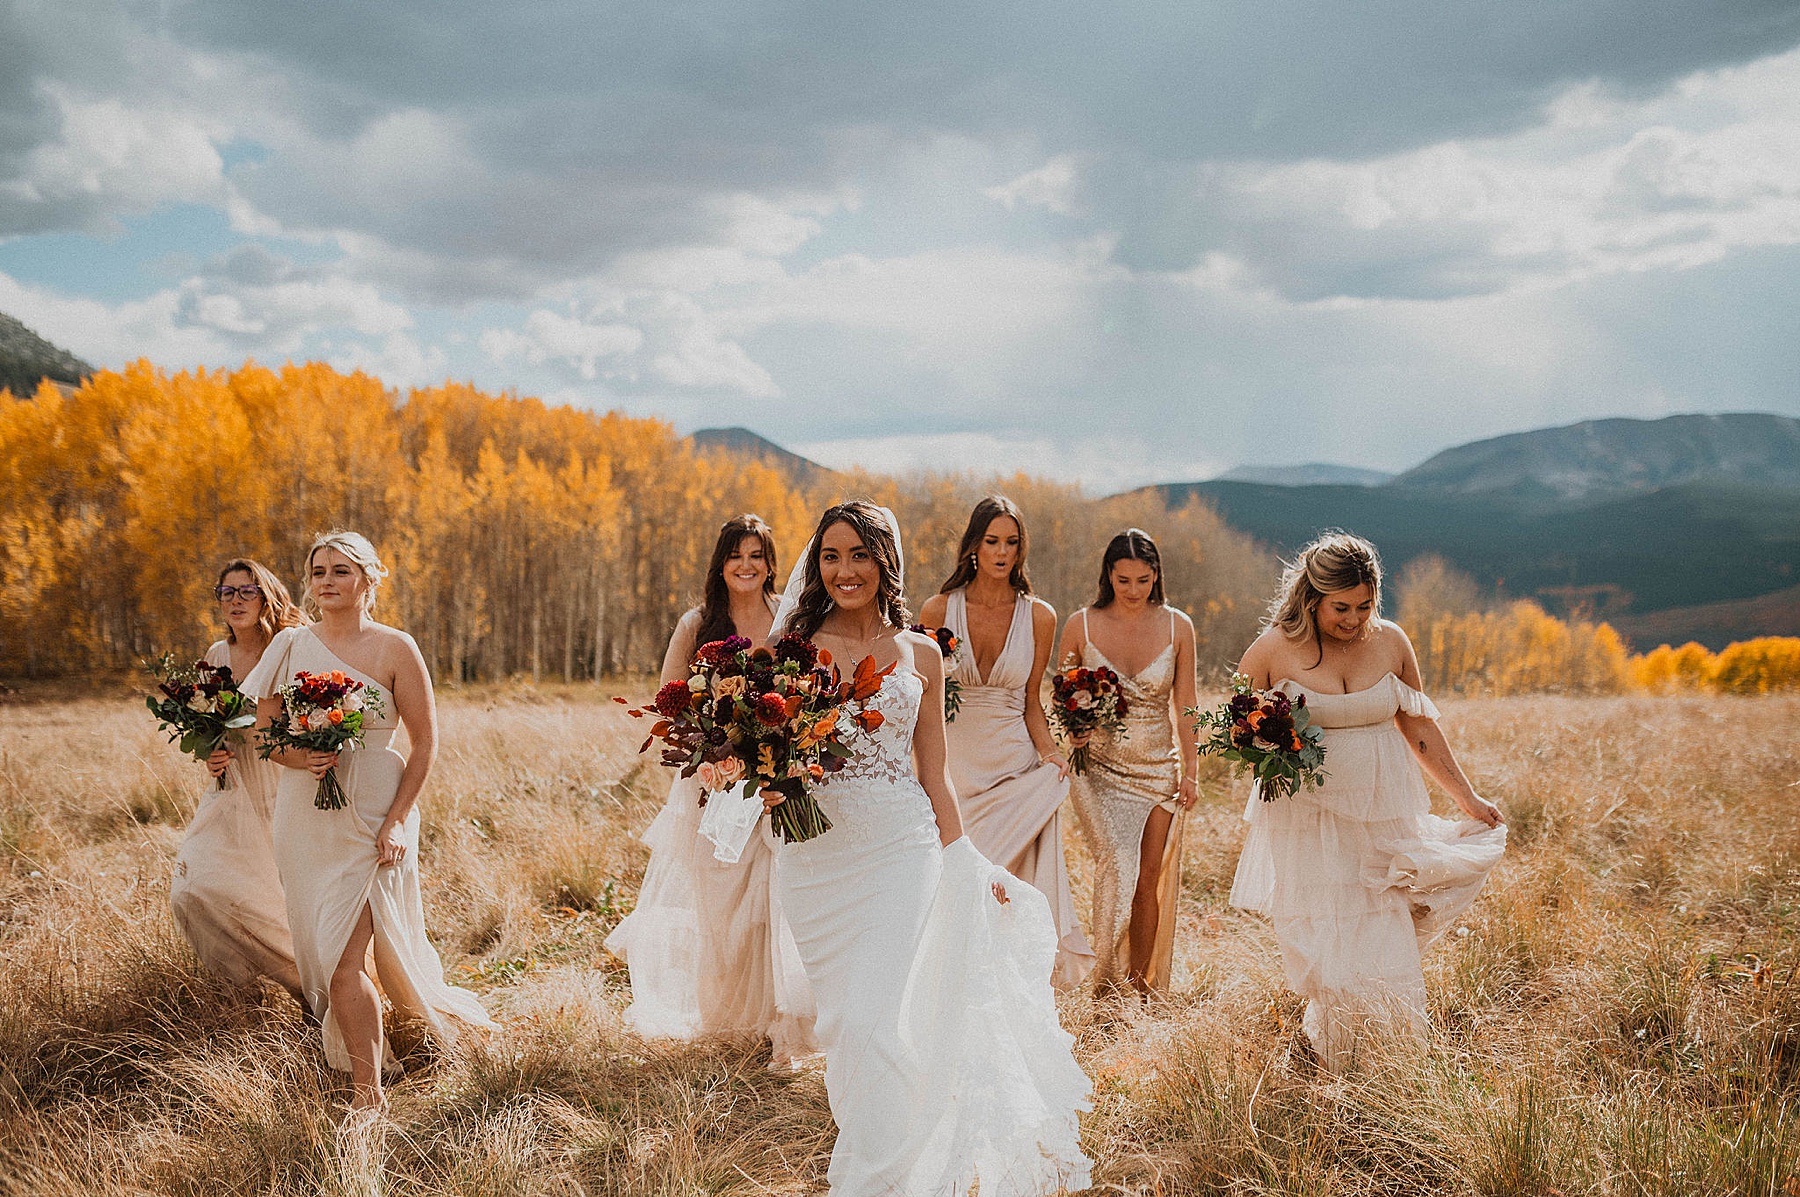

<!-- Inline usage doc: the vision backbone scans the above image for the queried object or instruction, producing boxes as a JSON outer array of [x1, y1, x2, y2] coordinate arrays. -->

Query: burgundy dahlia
[[653, 680, 693, 718]]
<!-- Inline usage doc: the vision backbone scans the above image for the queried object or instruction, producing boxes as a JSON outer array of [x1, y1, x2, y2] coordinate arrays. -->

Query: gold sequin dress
[[1067, 607, 1187, 991]]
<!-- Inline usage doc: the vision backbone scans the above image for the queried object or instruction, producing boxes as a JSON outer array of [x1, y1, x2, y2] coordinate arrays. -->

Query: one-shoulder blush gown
[[169, 639, 302, 997], [776, 667, 1092, 1197], [1230, 673, 1507, 1072], [944, 590, 1094, 990], [1068, 608, 1187, 992], [245, 626, 494, 1071]]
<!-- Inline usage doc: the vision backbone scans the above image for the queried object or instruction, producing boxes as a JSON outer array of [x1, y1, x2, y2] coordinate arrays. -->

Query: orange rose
[[327, 709, 345, 725]]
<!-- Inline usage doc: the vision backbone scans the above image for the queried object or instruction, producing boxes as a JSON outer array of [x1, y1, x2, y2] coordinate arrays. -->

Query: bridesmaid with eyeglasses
[[169, 558, 307, 1001]]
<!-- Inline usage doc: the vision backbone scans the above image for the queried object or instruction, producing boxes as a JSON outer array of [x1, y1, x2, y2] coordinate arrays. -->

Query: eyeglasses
[[215, 584, 264, 601]]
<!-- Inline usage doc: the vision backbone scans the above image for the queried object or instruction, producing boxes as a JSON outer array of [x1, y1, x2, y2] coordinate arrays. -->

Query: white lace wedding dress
[[775, 666, 1092, 1196]]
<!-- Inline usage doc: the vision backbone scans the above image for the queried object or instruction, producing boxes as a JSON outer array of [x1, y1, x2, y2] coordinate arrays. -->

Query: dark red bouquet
[[145, 654, 257, 790], [623, 633, 869, 844], [1191, 673, 1327, 800], [909, 624, 964, 722], [1049, 662, 1128, 775], [256, 669, 385, 810]]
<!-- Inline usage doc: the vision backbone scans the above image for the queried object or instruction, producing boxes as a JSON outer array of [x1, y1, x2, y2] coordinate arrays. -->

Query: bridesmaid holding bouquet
[[606, 514, 817, 1063], [1058, 529, 1199, 996], [917, 496, 1094, 990], [246, 530, 491, 1112], [169, 558, 305, 1001]]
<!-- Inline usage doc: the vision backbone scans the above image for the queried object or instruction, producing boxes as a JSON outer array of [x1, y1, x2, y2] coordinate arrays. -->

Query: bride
[[766, 500, 1091, 1196]]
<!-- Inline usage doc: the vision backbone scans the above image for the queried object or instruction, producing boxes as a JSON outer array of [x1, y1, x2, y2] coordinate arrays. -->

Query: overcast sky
[[4, 1, 1798, 490]]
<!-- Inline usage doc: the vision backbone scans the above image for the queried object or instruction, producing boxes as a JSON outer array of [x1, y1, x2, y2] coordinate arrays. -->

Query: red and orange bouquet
[[257, 669, 385, 810], [909, 623, 964, 722], [1050, 662, 1129, 775], [1191, 673, 1326, 800], [145, 654, 257, 790], [625, 633, 871, 844]]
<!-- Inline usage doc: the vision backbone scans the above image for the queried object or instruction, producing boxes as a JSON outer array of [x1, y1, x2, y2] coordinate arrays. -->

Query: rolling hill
[[1150, 414, 1800, 648], [0, 312, 92, 397], [690, 426, 832, 485]]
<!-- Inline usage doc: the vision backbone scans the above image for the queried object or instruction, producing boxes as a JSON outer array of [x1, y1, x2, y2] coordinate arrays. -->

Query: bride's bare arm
[[1393, 629, 1502, 827], [909, 638, 965, 847]]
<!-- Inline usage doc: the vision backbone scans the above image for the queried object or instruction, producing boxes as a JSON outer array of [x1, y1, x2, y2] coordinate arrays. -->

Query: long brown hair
[[215, 558, 306, 645], [1093, 528, 1165, 608], [938, 494, 1032, 595], [695, 514, 779, 647], [788, 501, 910, 640]]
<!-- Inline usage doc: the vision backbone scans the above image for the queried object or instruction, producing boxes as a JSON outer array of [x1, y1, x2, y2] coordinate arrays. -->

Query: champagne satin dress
[[1068, 607, 1187, 992], [245, 626, 493, 1071], [944, 589, 1094, 990]]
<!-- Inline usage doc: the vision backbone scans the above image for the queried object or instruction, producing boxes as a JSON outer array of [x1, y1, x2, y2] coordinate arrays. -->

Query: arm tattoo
[[1418, 739, 1428, 753]]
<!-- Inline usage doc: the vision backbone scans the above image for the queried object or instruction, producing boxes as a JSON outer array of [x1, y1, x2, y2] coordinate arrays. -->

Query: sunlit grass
[[0, 690, 1794, 1194]]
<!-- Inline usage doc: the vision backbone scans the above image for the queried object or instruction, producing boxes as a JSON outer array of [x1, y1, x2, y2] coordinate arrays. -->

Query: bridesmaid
[[1229, 532, 1505, 1072], [917, 495, 1095, 990], [606, 514, 817, 1063], [1058, 529, 1199, 996], [170, 558, 305, 1001], [246, 530, 492, 1111]]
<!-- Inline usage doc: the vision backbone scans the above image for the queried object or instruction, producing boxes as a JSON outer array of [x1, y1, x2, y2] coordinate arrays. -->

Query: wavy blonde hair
[[301, 530, 389, 618], [215, 557, 307, 645], [1266, 531, 1383, 651]]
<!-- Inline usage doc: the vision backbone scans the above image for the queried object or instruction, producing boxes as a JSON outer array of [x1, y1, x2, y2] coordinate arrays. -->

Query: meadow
[[0, 685, 1795, 1196]]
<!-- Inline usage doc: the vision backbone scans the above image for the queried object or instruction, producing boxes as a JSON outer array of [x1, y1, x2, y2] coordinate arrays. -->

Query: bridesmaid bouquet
[[1191, 673, 1327, 800], [909, 623, 964, 722], [256, 670, 386, 810], [145, 654, 256, 790], [1049, 663, 1128, 775], [624, 633, 859, 844]]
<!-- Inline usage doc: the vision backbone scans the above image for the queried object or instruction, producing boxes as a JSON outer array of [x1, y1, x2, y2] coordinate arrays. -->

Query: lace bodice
[[830, 667, 925, 787]]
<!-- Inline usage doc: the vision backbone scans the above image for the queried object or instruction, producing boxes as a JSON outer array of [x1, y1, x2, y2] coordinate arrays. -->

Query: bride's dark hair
[[788, 500, 910, 640]]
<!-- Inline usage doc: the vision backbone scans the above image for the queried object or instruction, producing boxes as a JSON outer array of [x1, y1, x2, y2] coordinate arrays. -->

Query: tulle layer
[[605, 790, 703, 1038]]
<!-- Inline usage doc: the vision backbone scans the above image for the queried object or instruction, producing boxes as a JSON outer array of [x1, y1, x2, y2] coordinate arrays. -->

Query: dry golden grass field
[[0, 687, 1795, 1196]]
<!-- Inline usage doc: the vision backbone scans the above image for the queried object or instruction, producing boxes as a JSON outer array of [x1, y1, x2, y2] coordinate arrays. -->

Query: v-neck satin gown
[[944, 590, 1094, 990]]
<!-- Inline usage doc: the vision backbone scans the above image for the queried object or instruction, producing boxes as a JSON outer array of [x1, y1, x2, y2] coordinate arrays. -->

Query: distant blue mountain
[[1215, 462, 1394, 487]]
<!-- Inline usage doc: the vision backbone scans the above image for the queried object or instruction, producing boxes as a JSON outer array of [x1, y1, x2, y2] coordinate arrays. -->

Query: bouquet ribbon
[[698, 781, 763, 863]]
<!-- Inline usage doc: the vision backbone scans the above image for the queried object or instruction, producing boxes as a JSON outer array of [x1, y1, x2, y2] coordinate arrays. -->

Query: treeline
[[0, 361, 1275, 681], [1396, 556, 1800, 695]]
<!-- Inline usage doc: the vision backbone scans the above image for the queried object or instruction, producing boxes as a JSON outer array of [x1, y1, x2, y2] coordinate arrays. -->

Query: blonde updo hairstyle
[[1266, 531, 1383, 656], [302, 529, 389, 618]]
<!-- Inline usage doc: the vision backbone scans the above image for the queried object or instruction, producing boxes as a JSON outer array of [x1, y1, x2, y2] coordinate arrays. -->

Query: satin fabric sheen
[[944, 589, 1094, 990], [169, 639, 302, 997], [244, 626, 493, 1071]]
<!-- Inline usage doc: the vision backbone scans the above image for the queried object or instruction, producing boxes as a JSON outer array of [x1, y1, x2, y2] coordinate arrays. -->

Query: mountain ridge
[[0, 312, 92, 397]]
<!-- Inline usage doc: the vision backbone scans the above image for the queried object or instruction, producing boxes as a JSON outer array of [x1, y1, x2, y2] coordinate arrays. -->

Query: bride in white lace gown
[[1230, 533, 1506, 1072], [768, 501, 1091, 1197]]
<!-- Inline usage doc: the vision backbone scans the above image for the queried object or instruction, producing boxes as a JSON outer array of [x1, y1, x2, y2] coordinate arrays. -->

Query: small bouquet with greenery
[[1050, 662, 1128, 775], [257, 669, 385, 810], [145, 654, 256, 790], [1191, 673, 1327, 800], [909, 623, 964, 722], [624, 633, 866, 844]]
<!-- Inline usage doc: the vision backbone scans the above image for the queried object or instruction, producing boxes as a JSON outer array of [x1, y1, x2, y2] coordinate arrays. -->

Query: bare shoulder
[[1239, 627, 1288, 669], [1166, 604, 1196, 631], [1370, 618, 1414, 658], [370, 622, 423, 664], [1030, 596, 1057, 631], [917, 592, 950, 625]]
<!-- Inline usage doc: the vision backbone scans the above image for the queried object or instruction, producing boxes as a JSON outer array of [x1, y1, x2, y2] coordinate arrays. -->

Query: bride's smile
[[818, 521, 879, 611]]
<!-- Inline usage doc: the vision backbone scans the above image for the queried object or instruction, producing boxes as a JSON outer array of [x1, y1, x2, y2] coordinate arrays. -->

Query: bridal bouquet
[[256, 670, 385, 810], [145, 654, 257, 790], [1191, 673, 1327, 800], [1049, 663, 1128, 775], [625, 633, 860, 844], [909, 623, 964, 722]]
